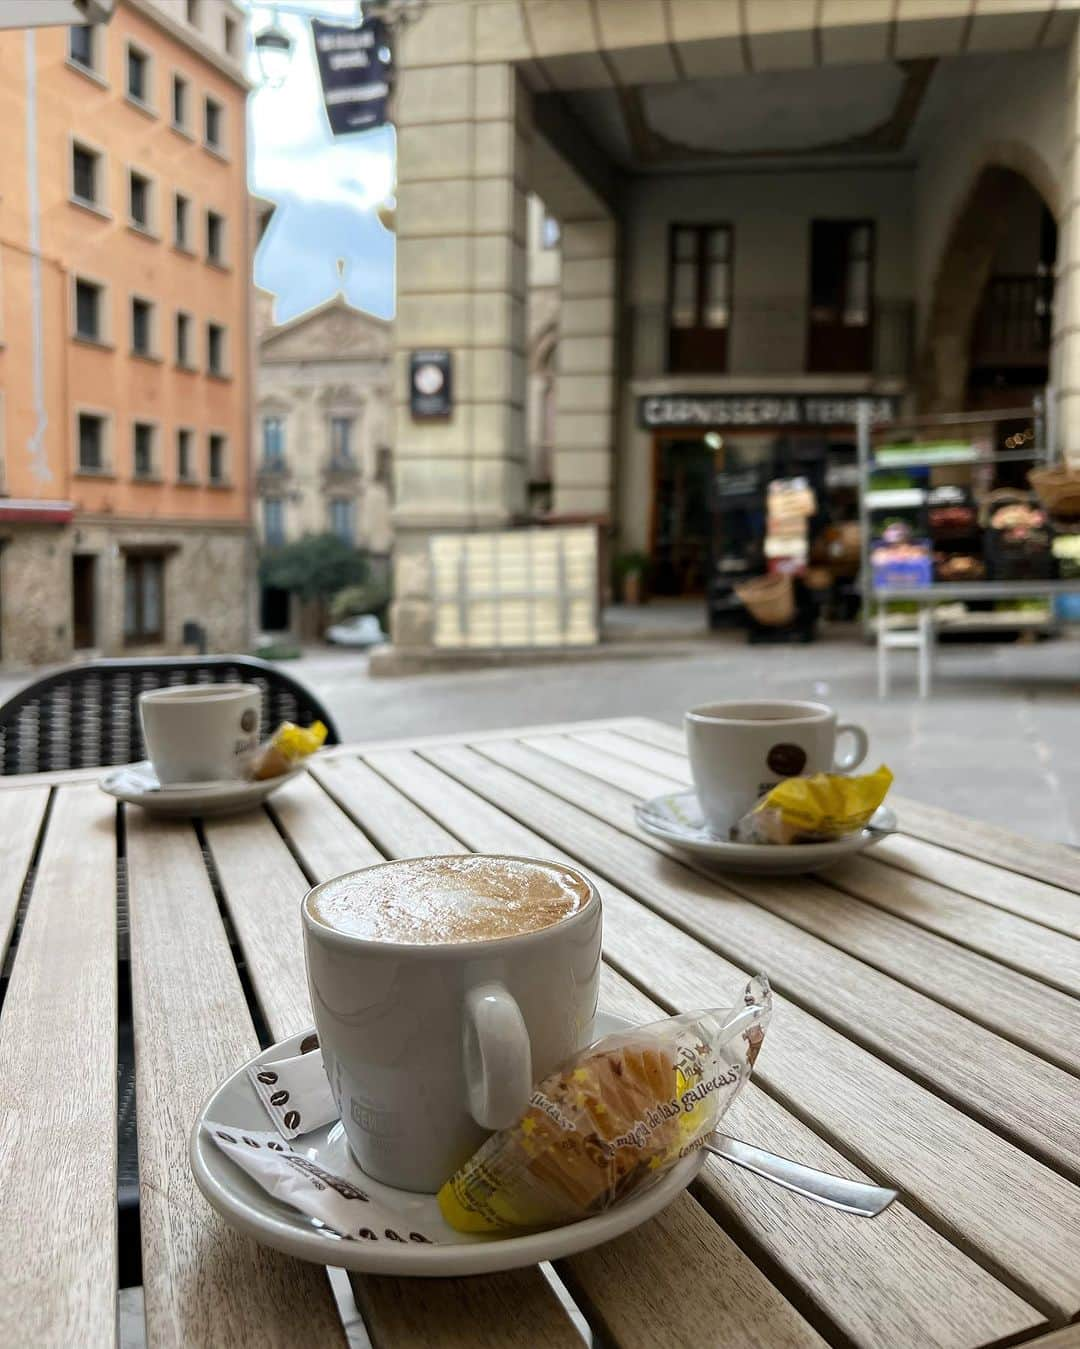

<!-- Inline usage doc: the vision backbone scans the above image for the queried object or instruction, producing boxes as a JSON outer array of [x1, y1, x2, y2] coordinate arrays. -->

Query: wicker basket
[[1029, 466, 1080, 520], [734, 574, 796, 626]]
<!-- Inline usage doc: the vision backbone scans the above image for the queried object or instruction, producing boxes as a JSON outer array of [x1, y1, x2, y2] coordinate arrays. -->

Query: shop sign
[[638, 394, 900, 430], [410, 350, 453, 419], [312, 17, 392, 136]]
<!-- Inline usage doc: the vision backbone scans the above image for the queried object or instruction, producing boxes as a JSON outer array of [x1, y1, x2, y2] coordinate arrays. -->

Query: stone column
[[1055, 20, 1080, 465], [550, 217, 618, 518], [390, 10, 530, 647]]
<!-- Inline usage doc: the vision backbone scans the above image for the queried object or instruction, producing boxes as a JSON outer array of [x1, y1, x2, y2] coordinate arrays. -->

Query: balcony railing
[[626, 299, 913, 380], [971, 274, 1053, 368], [256, 456, 290, 485]]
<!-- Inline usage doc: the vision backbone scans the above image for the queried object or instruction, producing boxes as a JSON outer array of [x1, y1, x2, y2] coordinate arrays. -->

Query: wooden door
[[72, 554, 96, 650]]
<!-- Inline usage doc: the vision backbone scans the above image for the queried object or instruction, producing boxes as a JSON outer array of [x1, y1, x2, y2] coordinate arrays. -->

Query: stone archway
[[917, 151, 1058, 413]]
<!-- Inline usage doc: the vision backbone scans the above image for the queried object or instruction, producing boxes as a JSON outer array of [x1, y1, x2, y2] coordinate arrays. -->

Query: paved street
[[1, 629, 1076, 843]]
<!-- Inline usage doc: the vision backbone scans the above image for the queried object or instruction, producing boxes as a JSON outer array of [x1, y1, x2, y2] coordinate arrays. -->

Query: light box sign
[[410, 350, 453, 419], [311, 17, 391, 136], [639, 394, 901, 430]]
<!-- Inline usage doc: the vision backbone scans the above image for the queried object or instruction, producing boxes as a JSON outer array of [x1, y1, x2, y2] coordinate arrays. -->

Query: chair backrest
[[0, 655, 341, 775]]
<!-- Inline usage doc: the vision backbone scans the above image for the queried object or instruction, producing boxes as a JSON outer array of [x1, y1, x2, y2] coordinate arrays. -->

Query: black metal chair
[[0, 654, 340, 775]]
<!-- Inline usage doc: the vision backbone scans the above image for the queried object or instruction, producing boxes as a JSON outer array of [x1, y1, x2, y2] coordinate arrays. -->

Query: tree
[[259, 533, 369, 617]]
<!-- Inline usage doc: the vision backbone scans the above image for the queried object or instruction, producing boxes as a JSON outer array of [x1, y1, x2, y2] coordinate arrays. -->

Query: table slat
[[0, 786, 117, 1348], [375, 740, 1080, 1318], [310, 755, 464, 857], [0, 784, 49, 965], [125, 813, 347, 1348], [268, 771, 384, 877], [443, 741, 1080, 1177], [599, 963, 1043, 1349]]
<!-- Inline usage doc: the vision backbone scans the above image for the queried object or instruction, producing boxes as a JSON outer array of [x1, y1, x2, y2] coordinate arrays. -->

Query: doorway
[[651, 438, 716, 595], [260, 585, 291, 633], [72, 554, 97, 649]]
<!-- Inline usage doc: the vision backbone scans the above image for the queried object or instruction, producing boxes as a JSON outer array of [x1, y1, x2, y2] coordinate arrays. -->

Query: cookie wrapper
[[732, 765, 893, 845], [438, 975, 771, 1234]]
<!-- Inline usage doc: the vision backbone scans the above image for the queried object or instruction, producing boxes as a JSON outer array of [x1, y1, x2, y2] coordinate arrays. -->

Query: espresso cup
[[685, 699, 868, 835], [301, 854, 603, 1193], [139, 683, 261, 785]]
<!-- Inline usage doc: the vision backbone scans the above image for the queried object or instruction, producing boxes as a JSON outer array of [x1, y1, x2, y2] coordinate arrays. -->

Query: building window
[[224, 15, 238, 56], [263, 498, 285, 548], [126, 43, 150, 105], [807, 220, 875, 374], [208, 433, 227, 483], [375, 445, 392, 489], [71, 143, 101, 207], [330, 416, 354, 464], [69, 25, 96, 72], [667, 224, 732, 373], [329, 498, 354, 545], [176, 427, 194, 481], [77, 413, 106, 472], [204, 97, 223, 152], [262, 416, 285, 466], [186, 0, 200, 25], [124, 554, 165, 643], [174, 192, 190, 249], [133, 421, 155, 478], [175, 311, 192, 366], [75, 278, 103, 341], [206, 322, 226, 376], [129, 170, 152, 231], [131, 297, 154, 356], [206, 210, 225, 265], [172, 73, 188, 130]]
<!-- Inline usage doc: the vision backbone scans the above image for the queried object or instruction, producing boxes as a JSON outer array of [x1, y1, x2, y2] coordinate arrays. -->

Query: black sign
[[638, 394, 900, 430], [312, 18, 391, 136], [410, 350, 453, 419]]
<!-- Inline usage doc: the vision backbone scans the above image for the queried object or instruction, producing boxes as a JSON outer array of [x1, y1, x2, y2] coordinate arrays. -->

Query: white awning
[[0, 0, 114, 29]]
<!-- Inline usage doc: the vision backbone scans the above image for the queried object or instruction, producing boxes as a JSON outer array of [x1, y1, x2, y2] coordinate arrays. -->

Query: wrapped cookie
[[251, 720, 328, 780], [733, 765, 893, 845], [438, 976, 771, 1234]]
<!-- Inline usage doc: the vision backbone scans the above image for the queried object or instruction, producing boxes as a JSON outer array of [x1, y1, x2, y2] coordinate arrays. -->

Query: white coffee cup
[[685, 699, 869, 835], [139, 683, 261, 785], [301, 855, 603, 1193]]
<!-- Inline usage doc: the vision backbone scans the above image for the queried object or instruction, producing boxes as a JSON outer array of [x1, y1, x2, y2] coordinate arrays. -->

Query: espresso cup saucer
[[189, 1011, 705, 1278], [634, 790, 897, 875], [100, 761, 304, 818]]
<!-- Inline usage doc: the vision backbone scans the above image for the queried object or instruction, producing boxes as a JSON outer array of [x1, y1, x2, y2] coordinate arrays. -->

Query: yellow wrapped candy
[[734, 765, 893, 845], [252, 720, 327, 780]]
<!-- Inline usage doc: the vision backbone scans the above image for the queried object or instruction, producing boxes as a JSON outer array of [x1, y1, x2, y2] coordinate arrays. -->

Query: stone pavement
[[0, 627, 1076, 844]]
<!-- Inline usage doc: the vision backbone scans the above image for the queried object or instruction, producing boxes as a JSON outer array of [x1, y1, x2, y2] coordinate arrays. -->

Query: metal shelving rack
[[853, 395, 1077, 637]]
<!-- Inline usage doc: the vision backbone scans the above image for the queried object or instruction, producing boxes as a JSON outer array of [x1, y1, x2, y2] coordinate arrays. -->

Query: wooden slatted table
[[2, 716, 1080, 1349]]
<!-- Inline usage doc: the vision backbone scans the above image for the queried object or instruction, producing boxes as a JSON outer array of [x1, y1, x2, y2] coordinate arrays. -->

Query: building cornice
[[124, 0, 251, 92]]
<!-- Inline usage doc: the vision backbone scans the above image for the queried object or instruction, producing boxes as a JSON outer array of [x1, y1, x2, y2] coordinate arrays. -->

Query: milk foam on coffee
[[309, 855, 591, 945]]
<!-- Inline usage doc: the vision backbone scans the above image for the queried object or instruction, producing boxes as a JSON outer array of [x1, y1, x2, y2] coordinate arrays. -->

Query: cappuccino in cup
[[302, 854, 602, 1192]]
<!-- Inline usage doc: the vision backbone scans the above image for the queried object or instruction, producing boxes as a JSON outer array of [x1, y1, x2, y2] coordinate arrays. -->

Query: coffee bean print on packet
[[384, 1230, 405, 1242], [270, 1090, 289, 1106], [283, 1110, 301, 1130], [243, 1136, 261, 1148], [216, 1131, 237, 1144], [300, 1033, 320, 1055], [357, 1228, 377, 1240], [409, 1232, 432, 1244], [256, 1070, 278, 1085]]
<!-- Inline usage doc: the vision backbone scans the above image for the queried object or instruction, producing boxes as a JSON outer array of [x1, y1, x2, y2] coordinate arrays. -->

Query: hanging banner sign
[[311, 17, 392, 136], [639, 394, 901, 430]]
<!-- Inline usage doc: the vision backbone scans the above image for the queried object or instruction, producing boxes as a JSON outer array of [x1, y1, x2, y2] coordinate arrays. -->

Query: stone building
[[0, 0, 252, 666], [253, 290, 393, 635], [390, 0, 1080, 642]]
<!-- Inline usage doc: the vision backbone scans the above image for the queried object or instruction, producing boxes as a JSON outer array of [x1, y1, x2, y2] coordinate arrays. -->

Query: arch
[[916, 146, 1058, 412]]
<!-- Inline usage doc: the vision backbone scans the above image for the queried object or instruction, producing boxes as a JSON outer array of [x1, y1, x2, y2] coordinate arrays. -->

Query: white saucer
[[634, 790, 896, 874], [100, 761, 304, 818], [189, 1012, 704, 1277]]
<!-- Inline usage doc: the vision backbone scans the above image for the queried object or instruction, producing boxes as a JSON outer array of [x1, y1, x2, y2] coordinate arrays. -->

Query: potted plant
[[613, 551, 650, 605]]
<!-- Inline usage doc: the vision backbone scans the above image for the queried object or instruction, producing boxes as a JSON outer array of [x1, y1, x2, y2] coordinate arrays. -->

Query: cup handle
[[463, 983, 532, 1131], [834, 723, 869, 773]]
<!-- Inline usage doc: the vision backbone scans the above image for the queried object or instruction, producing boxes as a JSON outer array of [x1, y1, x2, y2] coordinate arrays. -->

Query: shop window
[[129, 171, 152, 231], [176, 428, 194, 481], [72, 143, 101, 208], [807, 220, 875, 374], [124, 554, 165, 643], [330, 498, 354, 544], [75, 278, 103, 341], [78, 413, 106, 472], [263, 497, 285, 548], [330, 416, 354, 464], [667, 224, 731, 374], [133, 422, 155, 478], [131, 297, 154, 356], [262, 416, 285, 466]]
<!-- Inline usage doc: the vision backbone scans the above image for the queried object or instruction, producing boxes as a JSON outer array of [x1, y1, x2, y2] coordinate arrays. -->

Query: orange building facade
[[0, 0, 251, 665]]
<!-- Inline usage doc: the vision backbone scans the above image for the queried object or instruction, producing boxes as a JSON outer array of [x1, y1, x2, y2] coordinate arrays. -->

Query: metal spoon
[[705, 1133, 899, 1216]]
